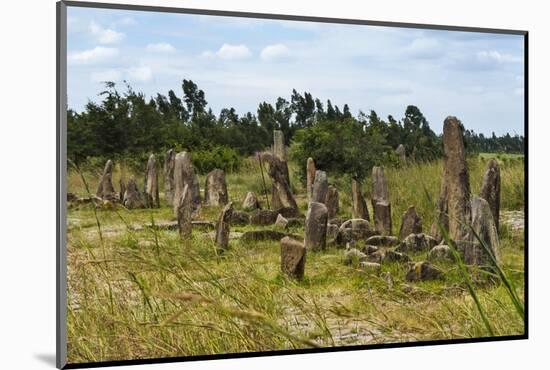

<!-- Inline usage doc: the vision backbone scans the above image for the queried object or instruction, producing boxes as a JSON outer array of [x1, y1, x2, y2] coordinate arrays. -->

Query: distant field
[[479, 152, 524, 160]]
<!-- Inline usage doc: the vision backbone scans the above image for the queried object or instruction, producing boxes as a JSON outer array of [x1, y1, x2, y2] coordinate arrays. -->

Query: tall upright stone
[[273, 130, 287, 161], [280, 237, 306, 280], [371, 166, 389, 205], [215, 202, 233, 251], [163, 149, 176, 205], [144, 154, 160, 208], [271, 130, 290, 209], [399, 206, 423, 240], [174, 152, 200, 215], [469, 196, 500, 266], [396, 144, 406, 164], [480, 159, 501, 232], [325, 186, 339, 219], [306, 158, 316, 201], [311, 170, 328, 203], [430, 179, 449, 243], [96, 159, 117, 201], [304, 202, 328, 252], [122, 177, 143, 209], [373, 201, 392, 236], [351, 179, 370, 221], [177, 184, 192, 240], [261, 152, 299, 213], [372, 166, 391, 235], [205, 169, 228, 206]]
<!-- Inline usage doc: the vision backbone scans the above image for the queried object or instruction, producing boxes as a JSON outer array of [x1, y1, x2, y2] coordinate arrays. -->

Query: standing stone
[[396, 144, 406, 164], [325, 186, 339, 219], [480, 159, 501, 232], [306, 158, 316, 201], [163, 149, 175, 205], [373, 201, 392, 236], [275, 213, 289, 229], [430, 180, 449, 243], [304, 202, 328, 252], [442, 117, 471, 249], [215, 202, 233, 251], [398, 206, 422, 240], [311, 170, 328, 203], [280, 237, 306, 280], [122, 177, 143, 209], [144, 154, 160, 208], [173, 152, 200, 216], [242, 191, 260, 211], [261, 152, 299, 212], [468, 196, 500, 266], [273, 130, 287, 161], [205, 169, 228, 206], [118, 161, 127, 201], [271, 130, 290, 208], [96, 159, 117, 201], [177, 184, 192, 240], [351, 179, 370, 221]]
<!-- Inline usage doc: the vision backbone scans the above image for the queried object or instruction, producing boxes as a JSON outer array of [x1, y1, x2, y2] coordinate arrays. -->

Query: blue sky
[[67, 6, 525, 135]]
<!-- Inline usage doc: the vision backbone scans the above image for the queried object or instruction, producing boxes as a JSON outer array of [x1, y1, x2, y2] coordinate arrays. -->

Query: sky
[[67, 6, 525, 136]]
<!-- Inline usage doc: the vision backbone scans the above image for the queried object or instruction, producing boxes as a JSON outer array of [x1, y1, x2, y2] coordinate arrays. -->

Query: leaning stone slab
[[275, 214, 289, 229], [262, 152, 298, 212], [96, 159, 117, 201], [215, 202, 233, 251], [398, 206, 422, 240], [325, 185, 339, 219], [405, 261, 445, 281], [242, 191, 260, 211], [311, 170, 328, 203], [304, 202, 328, 252], [280, 237, 306, 280], [144, 154, 160, 208], [351, 179, 370, 221], [480, 159, 501, 232], [205, 169, 228, 207], [468, 195, 500, 266], [396, 233, 438, 253]]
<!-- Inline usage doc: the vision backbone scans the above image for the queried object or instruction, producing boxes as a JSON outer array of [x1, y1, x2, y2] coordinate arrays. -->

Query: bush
[[192, 146, 243, 174]]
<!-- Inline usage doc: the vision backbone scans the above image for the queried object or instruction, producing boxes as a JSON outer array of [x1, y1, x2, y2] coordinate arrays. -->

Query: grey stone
[[96, 159, 117, 201], [327, 224, 339, 239], [215, 202, 233, 251], [399, 206, 422, 240], [468, 195, 500, 266], [262, 152, 298, 213], [250, 209, 279, 225], [144, 154, 160, 208], [275, 213, 289, 229], [351, 179, 370, 221], [396, 233, 438, 253], [324, 185, 339, 219], [304, 202, 328, 252], [177, 184, 192, 239], [371, 166, 389, 204], [163, 149, 176, 205], [428, 245, 454, 261], [396, 144, 406, 163], [311, 170, 328, 203], [276, 206, 302, 219], [280, 237, 306, 280], [365, 235, 399, 247], [334, 219, 375, 246], [242, 191, 260, 211], [205, 169, 228, 206], [306, 157, 316, 201], [405, 261, 445, 281], [173, 152, 197, 217], [383, 250, 411, 263], [373, 201, 392, 236], [480, 159, 501, 232], [122, 177, 143, 209], [344, 248, 368, 265], [230, 210, 250, 225], [361, 245, 379, 255]]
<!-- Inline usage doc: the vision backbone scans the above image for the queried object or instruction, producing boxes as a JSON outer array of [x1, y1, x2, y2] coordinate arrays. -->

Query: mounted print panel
[[57, 1, 527, 368]]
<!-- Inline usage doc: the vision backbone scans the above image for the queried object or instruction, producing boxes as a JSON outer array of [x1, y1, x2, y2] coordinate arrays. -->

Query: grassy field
[[65, 156, 525, 364]]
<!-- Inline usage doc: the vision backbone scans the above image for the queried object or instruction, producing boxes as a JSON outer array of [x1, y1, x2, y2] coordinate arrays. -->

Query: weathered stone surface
[[304, 202, 328, 252], [405, 261, 445, 281], [173, 152, 196, 216], [273, 129, 287, 161], [371, 166, 389, 205], [327, 224, 339, 239], [431, 116, 471, 246], [373, 201, 392, 236], [430, 181, 449, 243], [276, 206, 302, 219], [334, 219, 375, 246], [324, 186, 339, 219], [96, 159, 117, 201], [205, 169, 228, 206], [306, 157, 316, 201], [271, 130, 290, 209], [215, 202, 233, 251], [163, 149, 176, 205], [396, 144, 406, 163], [250, 209, 279, 225], [367, 250, 385, 263], [344, 248, 368, 265], [399, 206, 422, 240], [383, 250, 411, 263], [480, 159, 501, 232], [362, 245, 379, 255], [230, 210, 250, 225], [243, 230, 288, 242], [144, 154, 160, 208], [396, 233, 438, 253], [360, 261, 382, 274], [275, 214, 289, 229], [311, 170, 328, 204], [262, 152, 298, 212], [191, 173, 201, 210], [468, 195, 500, 265], [242, 191, 260, 211], [177, 184, 192, 239], [351, 179, 370, 221], [428, 245, 454, 261], [280, 237, 306, 280], [365, 235, 399, 247], [328, 218, 345, 227], [122, 178, 143, 209]]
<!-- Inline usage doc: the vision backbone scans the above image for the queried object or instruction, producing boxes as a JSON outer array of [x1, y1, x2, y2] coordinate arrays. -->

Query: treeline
[[67, 79, 524, 176]]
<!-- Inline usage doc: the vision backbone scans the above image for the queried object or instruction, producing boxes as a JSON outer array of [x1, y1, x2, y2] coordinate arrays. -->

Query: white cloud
[[127, 66, 153, 81], [260, 44, 291, 61], [89, 21, 124, 44], [68, 47, 119, 64], [216, 44, 251, 60], [476, 50, 522, 64], [146, 42, 176, 53], [91, 69, 122, 82]]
